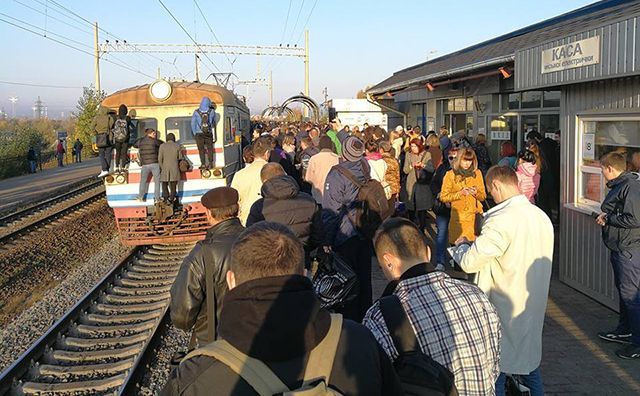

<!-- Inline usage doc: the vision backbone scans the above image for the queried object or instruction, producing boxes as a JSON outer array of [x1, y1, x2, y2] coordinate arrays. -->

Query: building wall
[[560, 75, 640, 310]]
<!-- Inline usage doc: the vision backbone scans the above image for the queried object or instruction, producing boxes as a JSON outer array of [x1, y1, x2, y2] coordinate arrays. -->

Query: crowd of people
[[160, 118, 587, 396]]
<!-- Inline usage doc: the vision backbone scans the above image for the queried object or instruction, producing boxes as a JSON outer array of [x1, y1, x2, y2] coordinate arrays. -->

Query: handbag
[[95, 133, 111, 148], [474, 197, 485, 236], [312, 250, 359, 310], [178, 158, 192, 172], [415, 167, 433, 185]]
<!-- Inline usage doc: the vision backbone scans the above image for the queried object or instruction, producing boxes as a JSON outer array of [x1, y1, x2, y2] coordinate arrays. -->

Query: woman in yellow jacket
[[440, 148, 487, 244]]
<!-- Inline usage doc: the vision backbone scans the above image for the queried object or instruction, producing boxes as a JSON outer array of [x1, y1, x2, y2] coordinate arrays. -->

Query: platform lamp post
[[9, 96, 17, 118]]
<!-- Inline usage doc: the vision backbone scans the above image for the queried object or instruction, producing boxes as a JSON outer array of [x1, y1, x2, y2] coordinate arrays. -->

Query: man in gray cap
[[322, 136, 376, 322], [170, 186, 245, 348]]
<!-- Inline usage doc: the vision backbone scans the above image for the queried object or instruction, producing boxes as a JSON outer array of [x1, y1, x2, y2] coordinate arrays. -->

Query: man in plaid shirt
[[363, 218, 501, 395]]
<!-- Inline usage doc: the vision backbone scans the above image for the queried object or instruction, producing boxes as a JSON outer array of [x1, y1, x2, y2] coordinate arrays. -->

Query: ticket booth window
[[577, 118, 640, 206]]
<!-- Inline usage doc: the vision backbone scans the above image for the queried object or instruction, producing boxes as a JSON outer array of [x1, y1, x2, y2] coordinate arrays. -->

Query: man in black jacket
[[246, 163, 322, 269], [170, 187, 244, 348], [596, 152, 640, 360], [134, 128, 163, 202], [162, 222, 403, 395]]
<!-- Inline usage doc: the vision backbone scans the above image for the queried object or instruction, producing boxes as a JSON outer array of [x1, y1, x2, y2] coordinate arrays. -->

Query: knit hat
[[342, 136, 365, 162], [201, 186, 239, 209]]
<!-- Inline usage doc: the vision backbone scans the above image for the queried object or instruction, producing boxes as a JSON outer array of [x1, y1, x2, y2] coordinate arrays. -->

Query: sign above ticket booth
[[541, 36, 600, 74]]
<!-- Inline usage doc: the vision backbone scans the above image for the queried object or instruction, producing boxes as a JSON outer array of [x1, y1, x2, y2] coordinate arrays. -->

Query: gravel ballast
[[0, 235, 132, 372]]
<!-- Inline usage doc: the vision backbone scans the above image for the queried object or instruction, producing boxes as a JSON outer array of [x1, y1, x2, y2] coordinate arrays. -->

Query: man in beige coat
[[453, 165, 553, 396], [304, 136, 339, 205], [230, 136, 271, 225]]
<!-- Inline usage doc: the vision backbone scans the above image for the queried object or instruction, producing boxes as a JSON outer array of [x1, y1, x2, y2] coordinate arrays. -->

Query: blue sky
[[0, 0, 594, 117]]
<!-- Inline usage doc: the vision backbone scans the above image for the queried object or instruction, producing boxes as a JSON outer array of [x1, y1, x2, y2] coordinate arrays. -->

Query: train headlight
[[105, 175, 115, 183], [201, 169, 212, 178], [212, 168, 223, 177], [115, 174, 126, 184], [149, 79, 172, 102]]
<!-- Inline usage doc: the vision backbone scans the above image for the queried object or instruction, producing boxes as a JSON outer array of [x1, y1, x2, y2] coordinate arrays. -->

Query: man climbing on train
[[190, 96, 217, 170]]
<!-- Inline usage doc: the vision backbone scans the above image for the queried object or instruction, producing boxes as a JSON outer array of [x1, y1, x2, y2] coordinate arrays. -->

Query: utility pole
[[269, 70, 273, 107], [304, 29, 310, 117], [9, 96, 18, 118], [94, 22, 101, 93], [195, 54, 200, 82]]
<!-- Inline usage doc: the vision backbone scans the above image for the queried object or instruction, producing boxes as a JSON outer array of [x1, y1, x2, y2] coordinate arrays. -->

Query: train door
[[222, 107, 241, 178]]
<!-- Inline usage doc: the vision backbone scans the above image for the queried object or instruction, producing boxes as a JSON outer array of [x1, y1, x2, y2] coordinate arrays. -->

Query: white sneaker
[[98, 171, 109, 178], [435, 263, 445, 272]]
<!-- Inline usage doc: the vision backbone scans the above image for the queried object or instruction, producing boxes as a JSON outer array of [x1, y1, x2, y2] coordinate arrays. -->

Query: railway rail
[[0, 244, 191, 395], [0, 180, 106, 245]]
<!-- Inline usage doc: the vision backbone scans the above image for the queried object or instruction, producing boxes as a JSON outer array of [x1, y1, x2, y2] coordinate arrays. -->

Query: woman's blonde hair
[[426, 134, 440, 148]]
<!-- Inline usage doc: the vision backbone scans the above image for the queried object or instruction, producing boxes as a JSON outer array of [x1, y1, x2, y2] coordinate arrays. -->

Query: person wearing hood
[[162, 222, 403, 396], [516, 150, 540, 204], [595, 152, 640, 360], [322, 136, 374, 322], [190, 97, 217, 169], [112, 104, 134, 173], [246, 163, 322, 268], [93, 105, 116, 177]]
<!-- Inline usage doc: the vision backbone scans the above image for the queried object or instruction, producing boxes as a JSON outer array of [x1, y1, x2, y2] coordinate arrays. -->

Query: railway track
[[0, 180, 106, 245], [0, 244, 192, 395]]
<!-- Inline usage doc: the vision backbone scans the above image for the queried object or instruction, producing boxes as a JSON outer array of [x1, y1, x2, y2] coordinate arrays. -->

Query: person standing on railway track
[[595, 152, 640, 360], [170, 186, 244, 349], [191, 97, 217, 170], [163, 221, 403, 395], [134, 128, 163, 202], [231, 136, 271, 226], [94, 105, 116, 177], [452, 165, 553, 395]]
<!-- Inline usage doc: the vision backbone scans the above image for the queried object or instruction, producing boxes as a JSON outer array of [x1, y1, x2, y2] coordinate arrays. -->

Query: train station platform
[[371, 255, 640, 393], [0, 157, 100, 213]]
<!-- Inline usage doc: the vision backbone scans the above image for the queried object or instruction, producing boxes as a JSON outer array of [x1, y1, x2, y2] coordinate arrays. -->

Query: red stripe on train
[[127, 147, 223, 160], [126, 170, 205, 183]]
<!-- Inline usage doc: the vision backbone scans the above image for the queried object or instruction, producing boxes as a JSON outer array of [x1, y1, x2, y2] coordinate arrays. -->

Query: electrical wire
[[287, 0, 305, 45], [0, 80, 82, 88], [193, 0, 233, 67], [295, 0, 318, 45], [13, 0, 93, 35], [157, 0, 222, 74], [0, 11, 92, 49], [0, 16, 155, 79], [280, 0, 292, 45]]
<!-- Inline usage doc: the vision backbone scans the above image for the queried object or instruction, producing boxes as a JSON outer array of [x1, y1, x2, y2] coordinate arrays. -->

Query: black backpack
[[336, 163, 393, 240], [112, 118, 129, 143], [379, 295, 458, 396], [198, 109, 212, 135]]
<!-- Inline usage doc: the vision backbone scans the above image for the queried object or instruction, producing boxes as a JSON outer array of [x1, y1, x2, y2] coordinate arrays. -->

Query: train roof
[[102, 81, 248, 110]]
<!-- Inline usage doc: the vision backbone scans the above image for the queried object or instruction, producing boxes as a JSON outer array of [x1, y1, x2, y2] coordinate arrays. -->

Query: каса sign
[[541, 36, 600, 74]]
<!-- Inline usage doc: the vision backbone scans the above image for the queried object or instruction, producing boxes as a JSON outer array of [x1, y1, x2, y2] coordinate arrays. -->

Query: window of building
[[577, 118, 640, 206], [543, 90, 561, 108], [130, 118, 158, 144], [521, 91, 542, 109], [502, 93, 520, 110], [445, 97, 474, 112]]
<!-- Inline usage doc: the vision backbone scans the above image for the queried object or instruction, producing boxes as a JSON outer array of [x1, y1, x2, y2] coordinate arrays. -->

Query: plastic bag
[[312, 250, 359, 310]]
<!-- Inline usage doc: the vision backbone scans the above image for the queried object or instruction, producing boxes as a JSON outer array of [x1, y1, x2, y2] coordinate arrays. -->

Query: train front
[[101, 80, 248, 245]]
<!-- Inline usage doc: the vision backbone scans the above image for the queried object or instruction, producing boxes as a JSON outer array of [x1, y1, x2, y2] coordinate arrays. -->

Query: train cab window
[[224, 116, 233, 143], [130, 118, 158, 144]]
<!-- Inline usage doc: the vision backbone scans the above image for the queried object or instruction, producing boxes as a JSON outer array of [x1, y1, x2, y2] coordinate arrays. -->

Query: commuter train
[[100, 80, 250, 245]]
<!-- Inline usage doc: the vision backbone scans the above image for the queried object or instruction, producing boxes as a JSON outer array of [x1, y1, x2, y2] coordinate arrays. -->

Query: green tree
[[0, 119, 50, 179], [73, 86, 105, 150]]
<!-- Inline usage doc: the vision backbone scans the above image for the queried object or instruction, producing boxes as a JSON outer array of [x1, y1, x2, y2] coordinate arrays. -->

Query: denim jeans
[[611, 248, 640, 346], [29, 160, 37, 173], [99, 146, 113, 172], [139, 163, 161, 201], [496, 367, 544, 396], [74, 150, 82, 163], [435, 214, 450, 265]]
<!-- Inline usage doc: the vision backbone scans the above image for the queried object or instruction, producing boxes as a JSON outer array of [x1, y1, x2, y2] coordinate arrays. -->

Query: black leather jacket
[[169, 218, 244, 347], [601, 172, 640, 252]]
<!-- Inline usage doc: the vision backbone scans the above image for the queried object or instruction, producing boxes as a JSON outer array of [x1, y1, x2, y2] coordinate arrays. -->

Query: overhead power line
[[157, 0, 223, 74], [287, 0, 305, 44], [0, 80, 82, 89], [193, 0, 234, 67], [280, 0, 292, 45], [0, 16, 155, 79], [296, 0, 318, 44]]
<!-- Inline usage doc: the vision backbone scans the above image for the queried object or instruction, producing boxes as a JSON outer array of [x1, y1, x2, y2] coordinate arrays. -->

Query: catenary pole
[[94, 22, 101, 93]]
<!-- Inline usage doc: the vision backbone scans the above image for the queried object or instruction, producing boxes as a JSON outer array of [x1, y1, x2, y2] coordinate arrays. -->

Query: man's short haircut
[[145, 128, 156, 135], [526, 131, 543, 141], [485, 165, 519, 187], [318, 135, 334, 151], [252, 136, 272, 157], [601, 151, 627, 171], [301, 136, 313, 147], [230, 221, 304, 284], [261, 162, 286, 182], [374, 217, 429, 261], [208, 204, 239, 221]]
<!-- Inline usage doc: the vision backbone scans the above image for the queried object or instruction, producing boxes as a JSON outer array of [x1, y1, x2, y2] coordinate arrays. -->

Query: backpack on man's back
[[112, 118, 129, 143], [336, 163, 393, 240]]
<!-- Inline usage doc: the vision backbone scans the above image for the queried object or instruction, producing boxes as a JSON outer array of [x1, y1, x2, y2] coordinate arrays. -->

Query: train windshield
[[165, 116, 217, 144], [130, 118, 158, 144]]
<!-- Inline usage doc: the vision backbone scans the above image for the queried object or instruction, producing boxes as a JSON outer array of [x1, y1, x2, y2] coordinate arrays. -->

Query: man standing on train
[[190, 96, 217, 170], [170, 186, 244, 348]]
